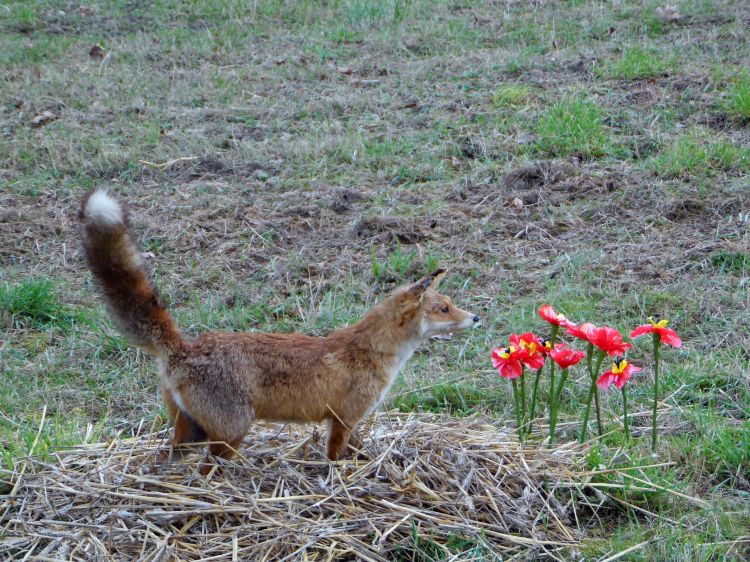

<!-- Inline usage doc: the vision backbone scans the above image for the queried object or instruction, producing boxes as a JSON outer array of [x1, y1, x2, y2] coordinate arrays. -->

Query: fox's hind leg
[[196, 402, 254, 475], [172, 410, 208, 446], [198, 437, 245, 476], [159, 387, 208, 461]]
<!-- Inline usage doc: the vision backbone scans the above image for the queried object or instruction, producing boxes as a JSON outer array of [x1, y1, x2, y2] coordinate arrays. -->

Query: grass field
[[1, 0, 749, 559]]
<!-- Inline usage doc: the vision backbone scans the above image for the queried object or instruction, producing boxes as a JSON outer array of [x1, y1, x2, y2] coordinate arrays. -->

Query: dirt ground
[[1, 0, 749, 559]]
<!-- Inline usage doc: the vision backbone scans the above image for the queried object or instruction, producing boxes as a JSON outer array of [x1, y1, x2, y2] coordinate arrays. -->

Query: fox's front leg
[[326, 418, 358, 460]]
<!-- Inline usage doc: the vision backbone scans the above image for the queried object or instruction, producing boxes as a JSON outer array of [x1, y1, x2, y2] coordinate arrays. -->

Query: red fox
[[79, 190, 479, 471]]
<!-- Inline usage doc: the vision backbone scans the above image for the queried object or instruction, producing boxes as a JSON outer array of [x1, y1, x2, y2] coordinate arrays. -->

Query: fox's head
[[388, 269, 479, 341]]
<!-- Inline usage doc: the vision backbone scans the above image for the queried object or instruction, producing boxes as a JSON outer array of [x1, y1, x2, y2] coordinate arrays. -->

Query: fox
[[79, 189, 479, 472]]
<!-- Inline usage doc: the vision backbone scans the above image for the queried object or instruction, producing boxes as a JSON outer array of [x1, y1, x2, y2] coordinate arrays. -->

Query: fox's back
[[170, 331, 351, 422]]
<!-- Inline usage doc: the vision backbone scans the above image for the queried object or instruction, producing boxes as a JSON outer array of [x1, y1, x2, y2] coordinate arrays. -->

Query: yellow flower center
[[520, 340, 537, 354], [612, 359, 628, 374], [499, 345, 517, 359], [648, 316, 669, 329]]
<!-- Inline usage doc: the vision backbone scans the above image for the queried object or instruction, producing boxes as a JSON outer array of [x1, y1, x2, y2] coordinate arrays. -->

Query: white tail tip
[[86, 190, 123, 225]]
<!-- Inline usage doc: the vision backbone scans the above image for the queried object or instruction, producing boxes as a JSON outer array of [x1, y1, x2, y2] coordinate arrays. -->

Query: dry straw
[[0, 412, 661, 560]]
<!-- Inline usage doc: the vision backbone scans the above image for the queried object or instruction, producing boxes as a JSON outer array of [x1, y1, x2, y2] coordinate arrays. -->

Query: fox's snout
[[458, 308, 480, 329], [420, 298, 480, 339]]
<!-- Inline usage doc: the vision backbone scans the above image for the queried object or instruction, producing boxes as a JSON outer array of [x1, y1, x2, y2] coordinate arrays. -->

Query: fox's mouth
[[431, 333, 455, 341], [429, 317, 480, 341]]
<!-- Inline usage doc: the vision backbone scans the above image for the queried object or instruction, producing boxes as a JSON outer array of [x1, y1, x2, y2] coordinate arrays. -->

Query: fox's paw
[[197, 457, 224, 476], [331, 443, 370, 463], [348, 445, 371, 462]]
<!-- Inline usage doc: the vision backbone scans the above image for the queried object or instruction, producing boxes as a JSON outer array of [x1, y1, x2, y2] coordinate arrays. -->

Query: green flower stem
[[622, 386, 630, 442], [544, 325, 560, 432], [593, 350, 606, 436], [549, 368, 568, 445], [581, 350, 606, 443], [527, 367, 544, 437], [594, 383, 603, 437], [547, 359, 558, 415], [519, 366, 527, 436], [579, 343, 595, 444], [652, 334, 661, 452], [512, 379, 521, 435], [580, 380, 596, 444]]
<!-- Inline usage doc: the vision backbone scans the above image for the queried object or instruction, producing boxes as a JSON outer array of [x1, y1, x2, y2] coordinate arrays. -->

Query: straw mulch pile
[[1, 413, 589, 560]]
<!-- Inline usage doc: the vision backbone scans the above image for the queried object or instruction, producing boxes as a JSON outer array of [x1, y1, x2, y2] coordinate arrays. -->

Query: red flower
[[538, 338, 554, 355], [491, 345, 523, 379], [565, 322, 597, 342], [549, 343, 585, 369], [597, 358, 641, 390], [630, 317, 682, 348], [538, 304, 575, 328], [510, 332, 546, 370], [587, 325, 632, 356]]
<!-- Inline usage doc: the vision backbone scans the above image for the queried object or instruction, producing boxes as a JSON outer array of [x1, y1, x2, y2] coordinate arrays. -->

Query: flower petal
[[538, 304, 573, 327], [630, 324, 654, 339], [538, 304, 556, 323], [502, 360, 523, 379], [659, 328, 682, 348], [491, 352, 500, 368], [613, 373, 629, 389], [597, 371, 612, 390], [491, 348, 505, 369], [566, 322, 597, 341], [523, 354, 546, 370], [589, 326, 630, 355]]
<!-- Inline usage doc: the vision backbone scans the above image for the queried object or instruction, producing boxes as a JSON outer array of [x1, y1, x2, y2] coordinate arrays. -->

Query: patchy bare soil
[[1, 0, 749, 558]]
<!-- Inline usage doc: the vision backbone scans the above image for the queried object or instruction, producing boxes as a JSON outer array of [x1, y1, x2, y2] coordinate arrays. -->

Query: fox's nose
[[472, 315, 480, 323]]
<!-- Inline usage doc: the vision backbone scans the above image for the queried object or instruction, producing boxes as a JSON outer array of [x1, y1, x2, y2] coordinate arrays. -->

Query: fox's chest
[[388, 344, 419, 379], [372, 340, 421, 410]]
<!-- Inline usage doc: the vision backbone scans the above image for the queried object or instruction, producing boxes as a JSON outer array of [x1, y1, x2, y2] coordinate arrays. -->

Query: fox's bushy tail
[[79, 190, 181, 356]]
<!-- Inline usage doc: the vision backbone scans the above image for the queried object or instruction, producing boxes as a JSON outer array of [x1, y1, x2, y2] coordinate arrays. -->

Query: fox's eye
[[441, 305, 449, 314]]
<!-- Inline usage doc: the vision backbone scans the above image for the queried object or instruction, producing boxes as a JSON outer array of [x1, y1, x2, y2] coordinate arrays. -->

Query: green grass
[[681, 411, 750, 485], [1, 0, 749, 558], [491, 84, 532, 109], [0, 412, 108, 472], [371, 242, 439, 281], [601, 46, 674, 80], [726, 73, 750, 121], [0, 278, 68, 328], [400, 525, 489, 561], [535, 97, 613, 158], [649, 133, 750, 178], [711, 251, 749, 274], [1, 1, 41, 32], [341, 0, 411, 28], [392, 382, 505, 416]]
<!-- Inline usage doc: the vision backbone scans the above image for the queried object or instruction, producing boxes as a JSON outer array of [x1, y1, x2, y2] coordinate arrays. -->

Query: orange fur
[[80, 190, 479, 469]]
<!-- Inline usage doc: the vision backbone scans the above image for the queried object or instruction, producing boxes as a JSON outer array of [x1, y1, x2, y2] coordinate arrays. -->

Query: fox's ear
[[427, 268, 446, 289], [407, 268, 446, 298]]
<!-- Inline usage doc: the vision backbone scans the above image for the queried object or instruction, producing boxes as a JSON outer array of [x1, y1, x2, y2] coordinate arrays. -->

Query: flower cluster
[[492, 331, 589, 380], [631, 317, 682, 348], [550, 344, 586, 369], [597, 358, 641, 390], [491, 333, 547, 380], [491, 305, 681, 447]]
